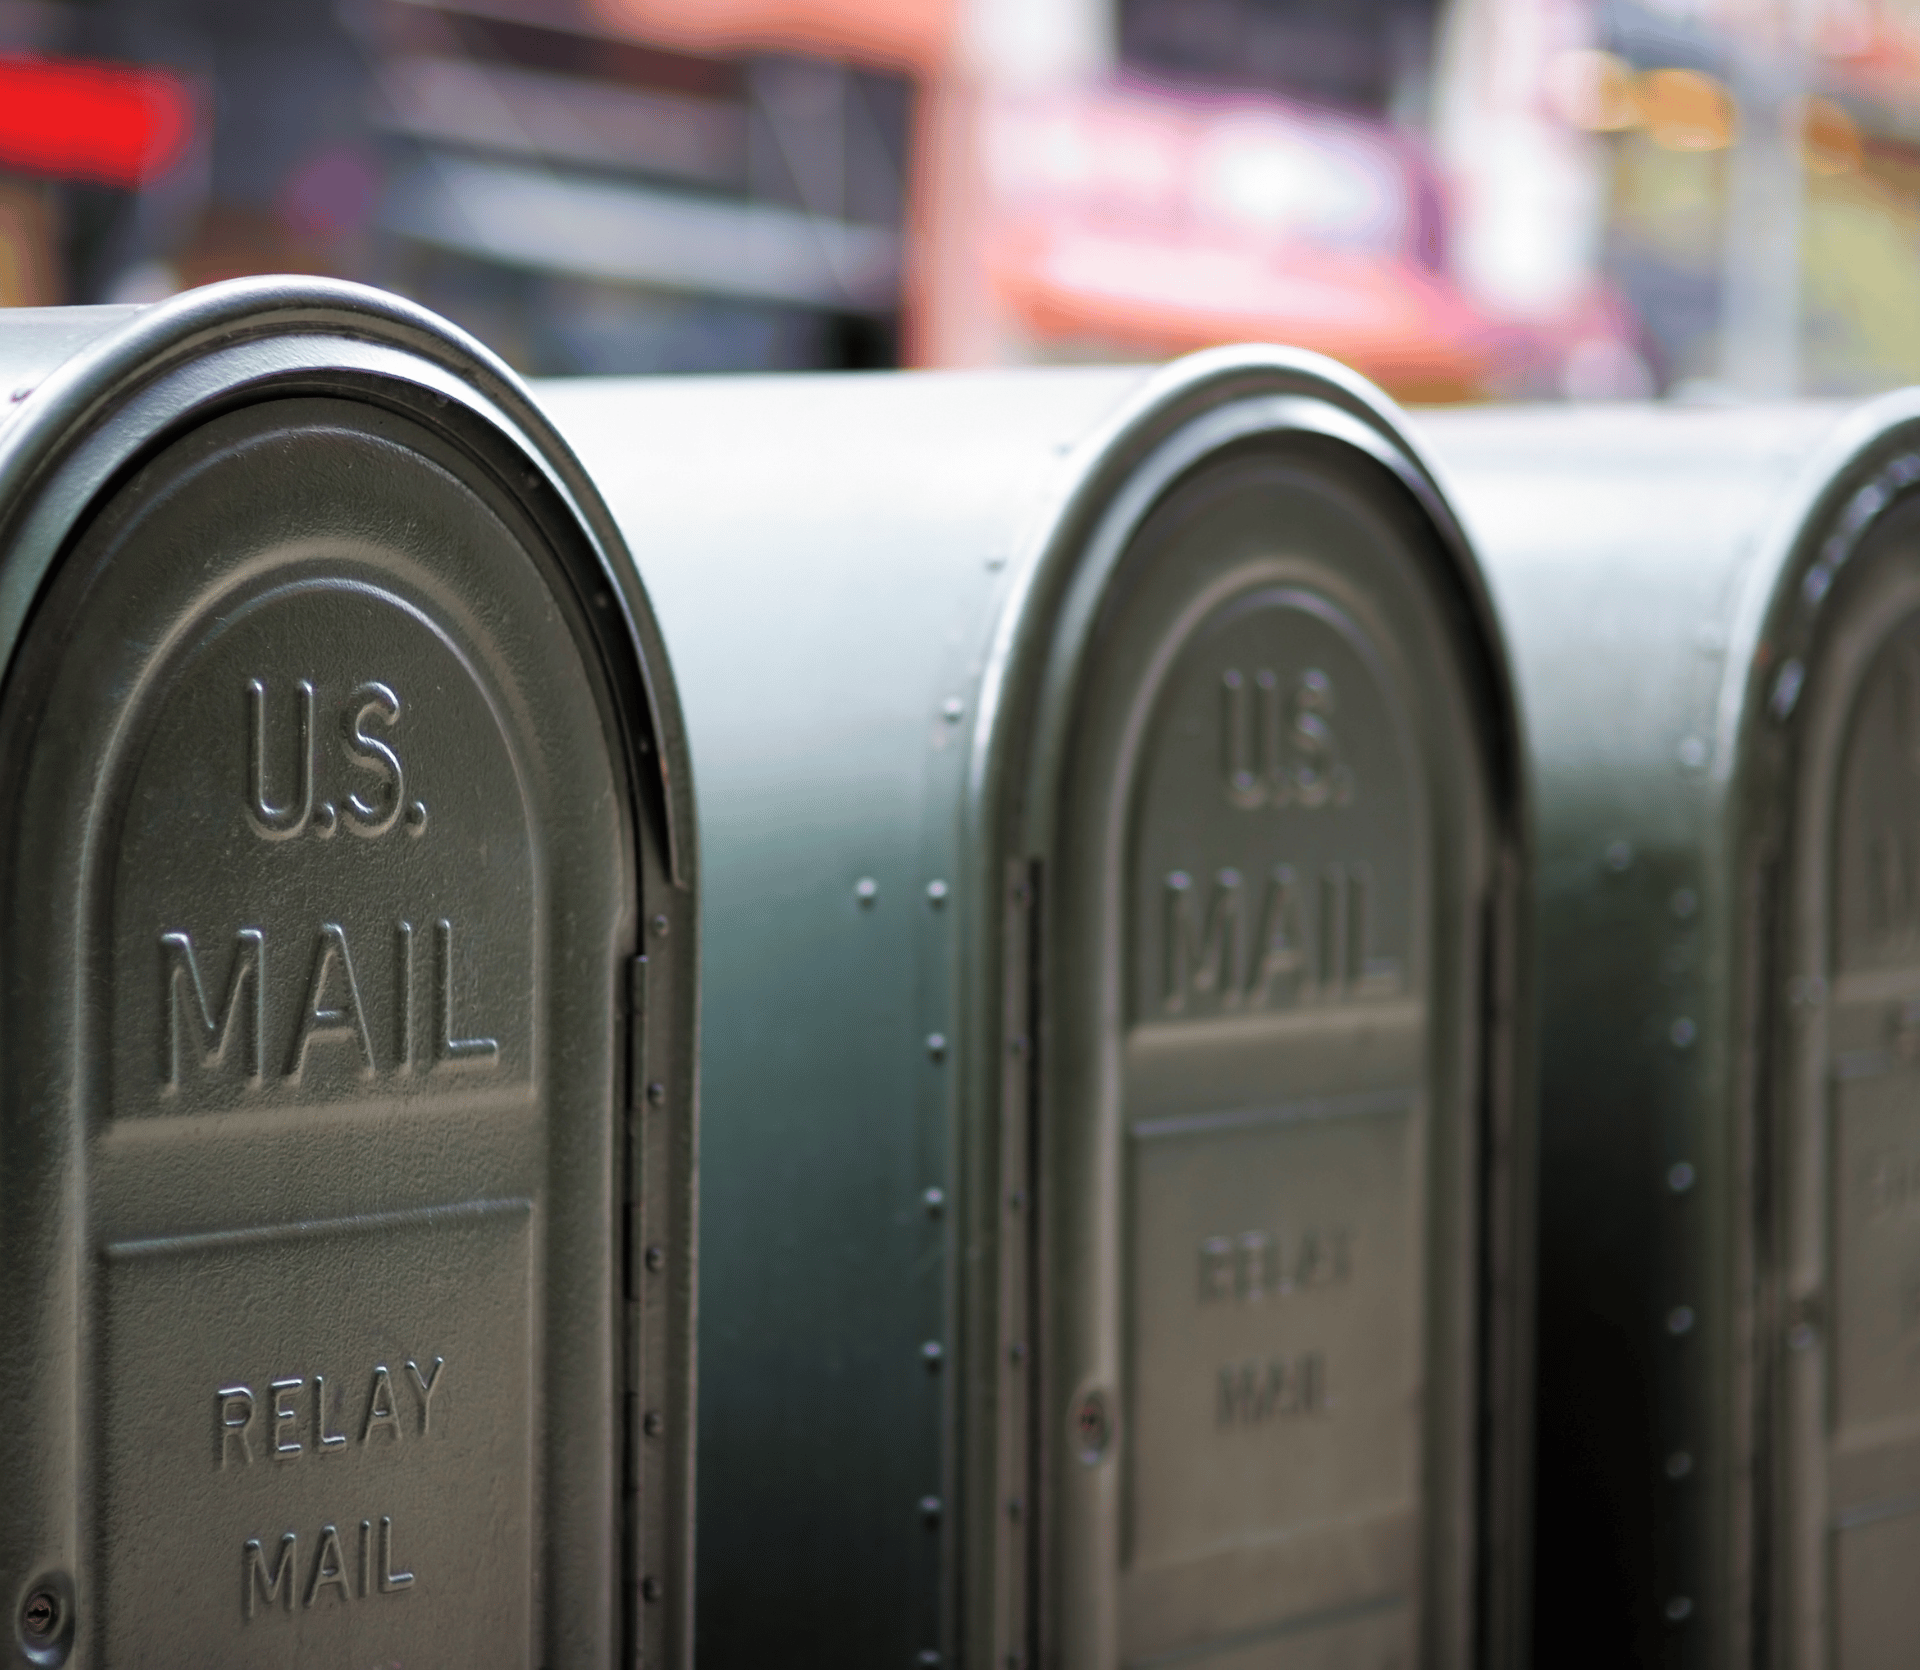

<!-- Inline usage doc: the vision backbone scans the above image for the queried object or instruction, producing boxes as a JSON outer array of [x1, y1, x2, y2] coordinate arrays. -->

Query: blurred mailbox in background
[[0, 278, 697, 1668], [542, 350, 1530, 1670], [1417, 398, 1920, 1668]]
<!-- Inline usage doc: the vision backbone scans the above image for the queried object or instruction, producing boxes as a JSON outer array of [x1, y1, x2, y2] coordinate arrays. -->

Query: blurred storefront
[[1, 0, 1918, 395]]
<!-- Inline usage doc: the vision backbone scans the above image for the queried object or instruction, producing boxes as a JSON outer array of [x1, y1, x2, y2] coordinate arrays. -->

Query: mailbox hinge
[[991, 859, 1044, 1670]]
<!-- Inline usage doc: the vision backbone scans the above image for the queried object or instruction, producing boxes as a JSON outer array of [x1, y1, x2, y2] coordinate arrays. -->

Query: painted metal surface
[[0, 279, 697, 1669], [540, 352, 1530, 1670], [1413, 397, 1920, 1670]]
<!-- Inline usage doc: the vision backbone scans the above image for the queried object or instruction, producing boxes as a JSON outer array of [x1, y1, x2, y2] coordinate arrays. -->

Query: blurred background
[[0, 0, 1914, 400]]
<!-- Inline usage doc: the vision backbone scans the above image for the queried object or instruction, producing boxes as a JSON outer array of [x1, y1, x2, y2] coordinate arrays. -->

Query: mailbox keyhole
[[1074, 1391, 1112, 1465]]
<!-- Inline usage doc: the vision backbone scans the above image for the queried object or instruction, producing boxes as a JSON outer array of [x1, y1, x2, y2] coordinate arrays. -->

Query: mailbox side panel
[[1414, 403, 1851, 1668], [539, 370, 1144, 1668]]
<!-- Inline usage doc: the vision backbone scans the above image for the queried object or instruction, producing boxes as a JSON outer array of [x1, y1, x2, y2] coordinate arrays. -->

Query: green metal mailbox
[[541, 352, 1531, 1670], [1415, 398, 1920, 1668], [0, 279, 697, 1668]]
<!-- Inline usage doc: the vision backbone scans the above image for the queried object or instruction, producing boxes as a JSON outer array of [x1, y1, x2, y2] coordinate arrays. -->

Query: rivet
[[1677, 735, 1709, 771], [642, 1576, 662, 1603], [855, 877, 879, 906], [643, 1410, 664, 1437], [651, 913, 669, 938], [406, 799, 429, 835], [922, 1186, 945, 1217], [1008, 1035, 1029, 1058], [1668, 1161, 1696, 1194], [926, 879, 949, 906], [941, 698, 964, 723], [1788, 1321, 1817, 1352], [1670, 887, 1698, 920], [1009, 1341, 1027, 1364], [1665, 1596, 1693, 1623], [647, 1081, 666, 1106], [919, 1495, 943, 1522], [1667, 1305, 1696, 1336], [918, 1652, 942, 1667], [1008, 1189, 1026, 1212], [1007, 1497, 1023, 1522], [1666, 1450, 1694, 1480], [926, 1032, 948, 1063], [922, 1340, 944, 1369], [1604, 840, 1633, 873], [645, 1244, 666, 1272], [1671, 1017, 1697, 1049]]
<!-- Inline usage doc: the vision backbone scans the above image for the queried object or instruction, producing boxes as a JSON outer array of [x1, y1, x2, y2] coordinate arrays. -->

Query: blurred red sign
[[0, 54, 193, 188], [979, 83, 1509, 399]]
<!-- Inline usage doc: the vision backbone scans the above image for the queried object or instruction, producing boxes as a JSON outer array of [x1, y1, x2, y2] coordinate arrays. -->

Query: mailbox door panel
[[1050, 447, 1490, 1669], [0, 397, 636, 1665], [1792, 524, 1920, 1668]]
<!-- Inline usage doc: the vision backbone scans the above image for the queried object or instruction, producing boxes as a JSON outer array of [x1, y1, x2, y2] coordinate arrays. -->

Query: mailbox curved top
[[1410, 399, 1907, 844], [0, 274, 695, 888]]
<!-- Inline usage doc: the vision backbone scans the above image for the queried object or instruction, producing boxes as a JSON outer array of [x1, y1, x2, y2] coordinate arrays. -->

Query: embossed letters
[[1216, 1353, 1327, 1425], [246, 677, 427, 842], [1163, 863, 1396, 1013], [161, 922, 498, 1089], [1197, 1225, 1353, 1301], [1222, 666, 1353, 810], [243, 1518, 413, 1620], [216, 1358, 445, 1465]]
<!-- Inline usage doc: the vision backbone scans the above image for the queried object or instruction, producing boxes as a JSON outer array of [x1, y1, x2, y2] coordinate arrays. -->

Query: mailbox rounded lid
[[0, 278, 695, 1669]]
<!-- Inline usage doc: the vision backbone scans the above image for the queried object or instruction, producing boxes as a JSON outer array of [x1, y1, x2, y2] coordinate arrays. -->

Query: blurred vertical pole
[[1720, 4, 1804, 396], [1430, 0, 1609, 391], [906, 0, 1107, 366]]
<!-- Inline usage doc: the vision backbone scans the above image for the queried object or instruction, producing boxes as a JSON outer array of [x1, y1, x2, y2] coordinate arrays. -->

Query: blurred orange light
[[1636, 68, 1736, 152], [1543, 49, 1641, 133], [1794, 93, 1863, 175], [587, 0, 953, 75], [0, 54, 192, 188]]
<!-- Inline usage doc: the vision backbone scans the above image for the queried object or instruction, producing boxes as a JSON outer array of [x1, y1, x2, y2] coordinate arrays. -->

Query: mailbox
[[541, 351, 1530, 1670], [0, 279, 697, 1668], [1415, 398, 1920, 1667]]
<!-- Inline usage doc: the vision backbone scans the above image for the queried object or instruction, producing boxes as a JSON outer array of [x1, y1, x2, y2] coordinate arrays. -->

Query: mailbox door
[[0, 395, 642, 1666], [1047, 440, 1494, 1669], [1786, 496, 1920, 1667]]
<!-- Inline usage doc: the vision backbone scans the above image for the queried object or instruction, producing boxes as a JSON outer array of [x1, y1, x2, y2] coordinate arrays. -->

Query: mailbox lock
[[20, 1590, 59, 1641], [1074, 1390, 1113, 1465], [16, 1576, 70, 1666]]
